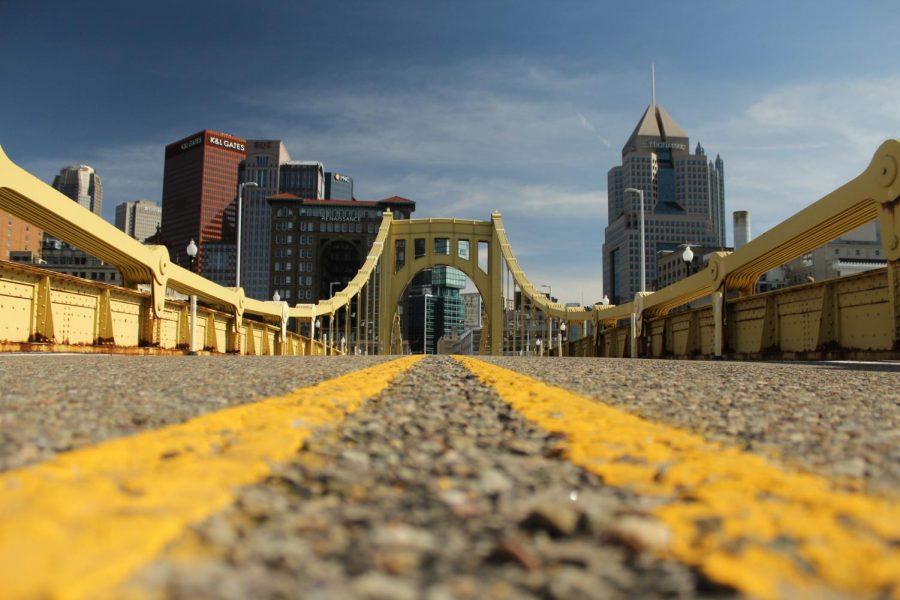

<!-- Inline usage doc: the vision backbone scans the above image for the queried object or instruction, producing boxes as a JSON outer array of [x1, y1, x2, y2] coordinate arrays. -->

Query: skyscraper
[[325, 172, 353, 200], [280, 161, 325, 198], [406, 266, 466, 354], [160, 130, 246, 280], [115, 200, 161, 242], [45, 164, 118, 283], [603, 103, 725, 304], [238, 140, 292, 300], [51, 165, 103, 215]]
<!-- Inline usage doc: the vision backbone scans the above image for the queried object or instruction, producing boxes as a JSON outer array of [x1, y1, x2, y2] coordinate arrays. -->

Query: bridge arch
[[285, 210, 595, 355], [378, 216, 504, 354]]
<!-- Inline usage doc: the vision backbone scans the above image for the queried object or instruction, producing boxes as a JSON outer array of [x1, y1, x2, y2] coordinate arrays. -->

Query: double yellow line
[[0, 356, 422, 599], [2, 355, 898, 599], [457, 357, 900, 599]]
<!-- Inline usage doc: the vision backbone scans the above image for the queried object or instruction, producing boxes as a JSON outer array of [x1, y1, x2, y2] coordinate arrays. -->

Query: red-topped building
[[267, 194, 414, 303], [160, 130, 246, 279]]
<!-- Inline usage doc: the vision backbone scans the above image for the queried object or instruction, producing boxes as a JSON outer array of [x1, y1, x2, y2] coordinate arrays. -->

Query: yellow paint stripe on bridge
[[0, 355, 422, 600], [456, 356, 900, 599]]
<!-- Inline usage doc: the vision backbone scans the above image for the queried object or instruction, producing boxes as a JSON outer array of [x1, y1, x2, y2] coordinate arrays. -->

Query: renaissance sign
[[321, 215, 362, 222]]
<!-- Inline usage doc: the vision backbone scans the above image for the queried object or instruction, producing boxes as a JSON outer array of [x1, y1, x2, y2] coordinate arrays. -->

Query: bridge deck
[[0, 355, 897, 598]]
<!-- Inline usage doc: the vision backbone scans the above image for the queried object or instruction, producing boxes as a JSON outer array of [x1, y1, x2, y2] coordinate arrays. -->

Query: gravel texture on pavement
[[481, 357, 900, 492], [0, 355, 390, 472], [126, 356, 729, 599]]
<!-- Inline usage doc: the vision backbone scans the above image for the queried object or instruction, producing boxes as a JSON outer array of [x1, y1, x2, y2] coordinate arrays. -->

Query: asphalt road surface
[[0, 355, 389, 471], [1, 354, 897, 599]]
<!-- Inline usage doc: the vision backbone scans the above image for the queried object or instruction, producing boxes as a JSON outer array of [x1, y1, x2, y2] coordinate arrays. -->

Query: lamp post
[[536, 337, 543, 357], [558, 321, 567, 357], [235, 181, 258, 289], [315, 318, 321, 353], [525, 311, 531, 356], [423, 292, 433, 355], [624, 188, 646, 293], [186, 240, 198, 355]]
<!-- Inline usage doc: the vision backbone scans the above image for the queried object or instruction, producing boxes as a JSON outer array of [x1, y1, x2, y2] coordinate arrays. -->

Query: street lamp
[[536, 337, 543, 357], [186, 239, 198, 273], [186, 240, 198, 355], [682, 244, 695, 276], [525, 311, 531, 356], [624, 188, 646, 293], [558, 321, 567, 357], [235, 181, 259, 289]]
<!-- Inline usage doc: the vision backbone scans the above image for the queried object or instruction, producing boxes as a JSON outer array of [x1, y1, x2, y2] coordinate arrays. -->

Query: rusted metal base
[[0, 341, 215, 356]]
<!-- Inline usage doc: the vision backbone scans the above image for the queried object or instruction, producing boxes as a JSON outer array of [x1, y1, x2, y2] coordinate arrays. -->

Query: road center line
[[0, 355, 423, 600], [456, 356, 900, 599]]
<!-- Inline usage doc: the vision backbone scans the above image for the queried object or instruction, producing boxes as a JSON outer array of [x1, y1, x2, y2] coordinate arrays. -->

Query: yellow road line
[[456, 356, 900, 599], [0, 355, 423, 600]]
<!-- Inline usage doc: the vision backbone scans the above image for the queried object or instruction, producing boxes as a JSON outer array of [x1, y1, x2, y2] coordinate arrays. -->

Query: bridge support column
[[629, 313, 639, 358], [712, 289, 725, 358], [629, 293, 648, 358], [888, 261, 900, 351], [489, 222, 504, 356]]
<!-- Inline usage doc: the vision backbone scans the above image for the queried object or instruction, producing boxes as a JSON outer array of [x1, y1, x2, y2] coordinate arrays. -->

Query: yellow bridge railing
[[1, 139, 898, 358], [586, 139, 900, 359]]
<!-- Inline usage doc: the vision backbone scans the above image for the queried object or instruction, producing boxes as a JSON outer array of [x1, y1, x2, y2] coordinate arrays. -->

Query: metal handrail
[[3, 138, 898, 352], [593, 139, 900, 324]]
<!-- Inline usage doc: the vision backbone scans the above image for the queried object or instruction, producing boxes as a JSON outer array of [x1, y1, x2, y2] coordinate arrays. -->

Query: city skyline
[[2, 2, 899, 303]]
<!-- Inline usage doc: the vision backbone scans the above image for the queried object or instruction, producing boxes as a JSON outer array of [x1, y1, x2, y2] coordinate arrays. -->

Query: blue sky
[[2, 1, 899, 303]]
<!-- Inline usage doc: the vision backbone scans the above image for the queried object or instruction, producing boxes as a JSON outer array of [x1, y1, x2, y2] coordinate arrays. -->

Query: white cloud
[[237, 60, 616, 303], [694, 75, 900, 238], [20, 63, 895, 306]]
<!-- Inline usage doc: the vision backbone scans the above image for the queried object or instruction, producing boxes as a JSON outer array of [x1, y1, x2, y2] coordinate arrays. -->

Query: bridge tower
[[377, 212, 504, 355]]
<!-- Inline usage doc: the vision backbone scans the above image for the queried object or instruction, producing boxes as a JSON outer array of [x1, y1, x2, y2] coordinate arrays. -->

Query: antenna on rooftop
[[651, 62, 656, 107]]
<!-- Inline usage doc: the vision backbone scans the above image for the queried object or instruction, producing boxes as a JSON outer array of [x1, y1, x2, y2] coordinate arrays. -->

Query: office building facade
[[267, 195, 414, 303], [325, 172, 353, 200], [160, 130, 246, 278], [461, 291, 483, 329], [406, 266, 467, 354], [115, 200, 161, 242], [280, 161, 325, 199], [28, 237, 121, 285], [51, 165, 103, 216], [238, 140, 293, 300], [782, 221, 885, 285], [603, 103, 725, 304], [1, 210, 41, 261]]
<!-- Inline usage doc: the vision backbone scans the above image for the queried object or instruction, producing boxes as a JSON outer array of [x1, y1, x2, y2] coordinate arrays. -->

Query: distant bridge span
[[0, 140, 899, 358]]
